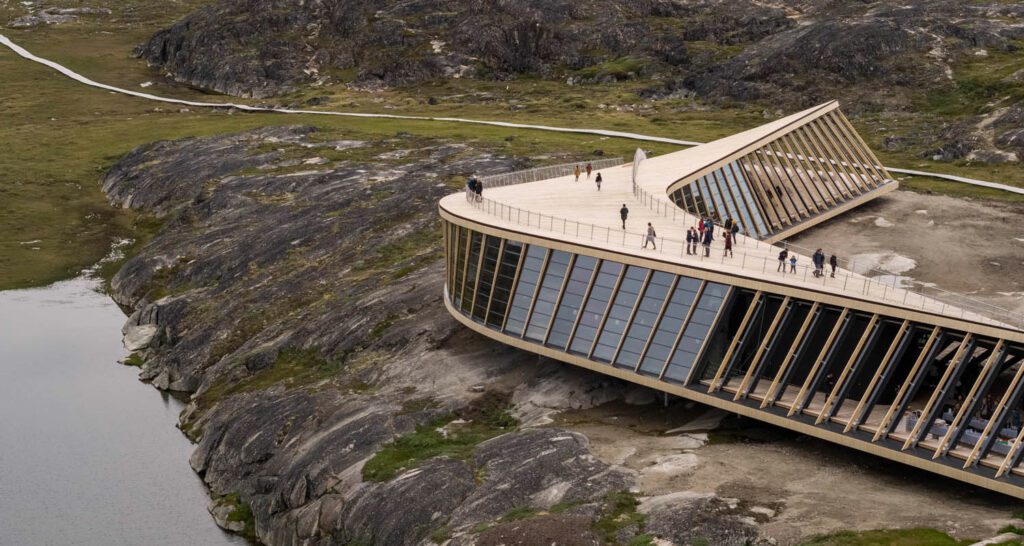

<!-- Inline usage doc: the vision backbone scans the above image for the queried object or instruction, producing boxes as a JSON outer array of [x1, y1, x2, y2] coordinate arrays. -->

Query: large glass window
[[593, 266, 649, 363], [637, 277, 702, 377], [547, 256, 598, 349], [524, 251, 572, 342], [615, 271, 674, 370], [471, 237, 503, 321], [459, 232, 484, 314], [664, 282, 729, 383], [486, 240, 523, 328], [503, 245, 547, 336], [451, 227, 469, 307], [569, 261, 623, 356]]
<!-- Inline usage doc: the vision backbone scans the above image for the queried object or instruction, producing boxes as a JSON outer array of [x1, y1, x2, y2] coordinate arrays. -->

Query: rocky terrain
[[104, 126, 772, 545], [132, 0, 1024, 162]]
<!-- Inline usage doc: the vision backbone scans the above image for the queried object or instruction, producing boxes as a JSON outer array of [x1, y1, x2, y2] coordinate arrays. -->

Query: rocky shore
[[104, 126, 769, 545]]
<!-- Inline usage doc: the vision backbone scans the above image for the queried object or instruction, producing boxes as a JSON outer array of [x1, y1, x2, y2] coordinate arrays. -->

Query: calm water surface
[[0, 277, 245, 546]]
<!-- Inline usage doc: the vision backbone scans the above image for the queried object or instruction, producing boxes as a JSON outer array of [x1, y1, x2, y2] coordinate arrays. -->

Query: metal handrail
[[477, 157, 624, 190], [459, 161, 1023, 331]]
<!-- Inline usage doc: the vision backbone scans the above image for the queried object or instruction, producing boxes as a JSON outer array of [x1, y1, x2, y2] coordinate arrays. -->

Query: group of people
[[574, 163, 603, 190], [465, 175, 483, 202], [777, 247, 839, 276]]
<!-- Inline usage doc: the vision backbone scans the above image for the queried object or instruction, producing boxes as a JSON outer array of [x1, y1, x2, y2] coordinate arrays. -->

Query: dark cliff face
[[137, 0, 1023, 110], [134, 0, 792, 97]]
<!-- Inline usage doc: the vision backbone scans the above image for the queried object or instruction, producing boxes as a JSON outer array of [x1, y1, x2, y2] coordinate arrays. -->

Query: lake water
[[0, 277, 246, 546]]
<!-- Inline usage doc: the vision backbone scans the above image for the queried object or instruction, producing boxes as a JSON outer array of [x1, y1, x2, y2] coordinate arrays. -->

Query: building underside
[[439, 101, 1024, 498]]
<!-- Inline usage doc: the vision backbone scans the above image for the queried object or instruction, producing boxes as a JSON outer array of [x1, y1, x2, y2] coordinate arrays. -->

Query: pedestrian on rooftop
[[574, 164, 581, 182], [829, 254, 838, 278], [595, 172, 602, 191], [466, 176, 477, 202], [789, 254, 797, 273], [586, 162, 593, 179], [723, 230, 733, 258], [702, 226, 713, 257], [778, 248, 788, 272], [620, 204, 629, 230], [644, 223, 657, 250], [731, 223, 740, 244], [474, 179, 483, 202], [686, 227, 695, 255]]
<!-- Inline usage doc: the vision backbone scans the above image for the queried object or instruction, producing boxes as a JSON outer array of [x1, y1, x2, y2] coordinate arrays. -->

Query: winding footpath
[[2, 34, 1021, 197]]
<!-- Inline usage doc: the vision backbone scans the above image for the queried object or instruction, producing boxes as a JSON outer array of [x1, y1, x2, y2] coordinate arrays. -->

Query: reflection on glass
[[569, 261, 623, 356]]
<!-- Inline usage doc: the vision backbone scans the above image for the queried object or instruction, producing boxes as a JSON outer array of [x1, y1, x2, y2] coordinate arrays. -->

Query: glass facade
[[669, 112, 890, 241], [443, 221, 1024, 490]]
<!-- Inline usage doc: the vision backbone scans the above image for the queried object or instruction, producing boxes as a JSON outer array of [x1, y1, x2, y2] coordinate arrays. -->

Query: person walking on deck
[[789, 254, 797, 273], [723, 230, 733, 258], [829, 254, 838, 278], [704, 218, 713, 233], [574, 164, 581, 182], [466, 176, 477, 202], [812, 249, 824, 278], [644, 223, 657, 249], [702, 227, 713, 257], [731, 223, 740, 245], [586, 162, 593, 179], [697, 221, 706, 241], [686, 228, 695, 255], [778, 249, 788, 272], [595, 172, 602, 191], [724, 218, 733, 233], [474, 179, 483, 202], [620, 204, 629, 229]]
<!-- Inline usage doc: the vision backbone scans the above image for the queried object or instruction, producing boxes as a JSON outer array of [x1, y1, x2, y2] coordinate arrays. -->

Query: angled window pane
[[503, 245, 546, 336], [638, 276, 702, 376], [547, 255, 598, 349], [664, 282, 729, 382], [615, 271, 674, 369], [569, 261, 624, 356], [486, 240, 523, 327], [593, 266, 649, 363], [471, 236, 504, 321], [524, 250, 572, 342], [459, 231, 484, 314]]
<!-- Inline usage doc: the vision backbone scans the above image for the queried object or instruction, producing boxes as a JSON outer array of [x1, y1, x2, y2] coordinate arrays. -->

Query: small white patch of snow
[[874, 217, 894, 228], [140, 81, 153, 88], [914, 209, 928, 215]]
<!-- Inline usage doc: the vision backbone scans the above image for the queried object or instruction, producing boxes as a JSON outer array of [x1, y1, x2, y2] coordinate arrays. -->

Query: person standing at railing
[[723, 230, 733, 258], [731, 223, 740, 245], [702, 226, 713, 257], [586, 162, 593, 179], [829, 254, 838, 278], [574, 164, 581, 182], [778, 249, 788, 272], [697, 220, 706, 241], [475, 179, 483, 202], [789, 254, 798, 274], [686, 228, 695, 255], [644, 223, 657, 250], [620, 204, 629, 230], [724, 217, 733, 232], [595, 172, 603, 191], [812, 249, 825, 278], [466, 176, 477, 202]]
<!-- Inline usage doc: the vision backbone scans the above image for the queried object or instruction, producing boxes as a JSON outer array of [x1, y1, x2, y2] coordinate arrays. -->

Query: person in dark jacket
[[829, 254, 838, 278], [731, 223, 740, 244], [595, 172, 603, 191], [702, 227, 713, 257], [778, 249, 789, 272], [686, 228, 695, 255], [620, 204, 629, 229], [474, 179, 483, 202], [723, 230, 733, 258], [466, 176, 477, 201]]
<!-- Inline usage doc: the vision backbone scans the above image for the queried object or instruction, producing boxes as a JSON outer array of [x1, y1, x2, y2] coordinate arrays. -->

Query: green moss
[[500, 506, 537, 522], [399, 397, 441, 415], [362, 393, 517, 482], [429, 525, 452, 544], [470, 522, 493, 534], [122, 352, 144, 367], [215, 492, 257, 542], [368, 313, 400, 341], [575, 56, 650, 80], [592, 491, 645, 544], [549, 500, 585, 514], [999, 524, 1024, 535], [198, 347, 343, 407], [797, 528, 974, 546], [628, 534, 656, 546]]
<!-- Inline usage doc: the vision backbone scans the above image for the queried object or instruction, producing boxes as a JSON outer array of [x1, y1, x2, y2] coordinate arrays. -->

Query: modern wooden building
[[439, 102, 1024, 498]]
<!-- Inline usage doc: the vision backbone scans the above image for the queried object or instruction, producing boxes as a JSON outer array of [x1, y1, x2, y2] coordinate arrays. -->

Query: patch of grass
[[549, 500, 585, 514], [628, 534, 656, 546], [368, 313, 400, 341], [1000, 524, 1024, 535], [122, 352, 144, 367], [215, 492, 257, 542], [470, 522, 492, 534], [398, 397, 441, 415], [592, 491, 645, 544], [361, 392, 517, 482], [429, 525, 451, 544], [500, 506, 538, 522], [198, 347, 344, 407], [797, 528, 974, 546]]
